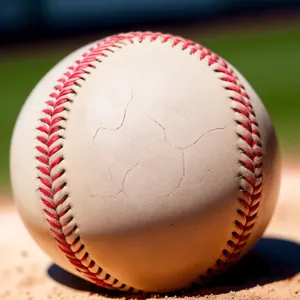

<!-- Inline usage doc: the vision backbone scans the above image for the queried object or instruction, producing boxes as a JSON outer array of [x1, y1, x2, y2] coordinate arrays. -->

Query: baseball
[[10, 32, 280, 293]]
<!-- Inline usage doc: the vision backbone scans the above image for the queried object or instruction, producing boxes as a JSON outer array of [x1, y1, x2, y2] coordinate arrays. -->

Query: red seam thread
[[36, 31, 262, 291]]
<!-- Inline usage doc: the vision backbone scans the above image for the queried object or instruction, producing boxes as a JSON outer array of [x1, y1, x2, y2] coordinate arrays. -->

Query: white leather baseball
[[10, 32, 280, 293]]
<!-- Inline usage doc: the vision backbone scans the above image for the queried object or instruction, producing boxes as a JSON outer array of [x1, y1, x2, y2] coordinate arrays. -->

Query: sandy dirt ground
[[1, 163, 300, 300]]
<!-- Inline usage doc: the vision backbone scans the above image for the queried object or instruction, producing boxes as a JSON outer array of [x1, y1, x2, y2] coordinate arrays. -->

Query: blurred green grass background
[[1, 22, 299, 190]]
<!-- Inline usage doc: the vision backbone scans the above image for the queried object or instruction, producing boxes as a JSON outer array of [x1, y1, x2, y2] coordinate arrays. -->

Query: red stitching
[[36, 32, 262, 292]]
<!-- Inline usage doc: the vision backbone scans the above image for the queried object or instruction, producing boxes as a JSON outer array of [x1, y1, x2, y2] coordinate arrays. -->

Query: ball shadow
[[47, 237, 300, 298], [185, 237, 300, 296]]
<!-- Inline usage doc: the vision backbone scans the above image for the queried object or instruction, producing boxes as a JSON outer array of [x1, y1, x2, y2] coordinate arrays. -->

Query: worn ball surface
[[10, 32, 280, 293]]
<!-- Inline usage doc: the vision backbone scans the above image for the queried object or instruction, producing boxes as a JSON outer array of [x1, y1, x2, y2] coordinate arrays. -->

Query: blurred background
[[0, 0, 300, 193]]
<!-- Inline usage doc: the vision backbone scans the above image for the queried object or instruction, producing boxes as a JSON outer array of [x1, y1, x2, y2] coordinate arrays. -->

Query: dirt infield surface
[[1, 165, 300, 300]]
